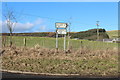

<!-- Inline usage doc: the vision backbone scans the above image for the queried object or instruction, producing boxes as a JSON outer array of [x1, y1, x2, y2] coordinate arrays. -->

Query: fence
[[2, 36, 118, 51]]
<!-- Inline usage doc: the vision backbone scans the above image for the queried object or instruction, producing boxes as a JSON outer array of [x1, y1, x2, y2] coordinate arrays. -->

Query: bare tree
[[4, 4, 17, 47]]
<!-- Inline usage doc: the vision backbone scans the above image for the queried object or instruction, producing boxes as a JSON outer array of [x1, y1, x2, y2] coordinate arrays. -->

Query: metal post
[[64, 34, 66, 51], [56, 30, 58, 49], [67, 23, 70, 50]]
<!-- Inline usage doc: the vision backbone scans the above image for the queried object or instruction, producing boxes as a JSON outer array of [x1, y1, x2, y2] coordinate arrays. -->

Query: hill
[[106, 30, 119, 39], [2, 28, 109, 40], [70, 28, 109, 40]]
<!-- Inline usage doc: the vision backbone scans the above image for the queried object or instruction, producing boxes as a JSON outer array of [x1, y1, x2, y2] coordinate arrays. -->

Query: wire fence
[[2, 36, 118, 51]]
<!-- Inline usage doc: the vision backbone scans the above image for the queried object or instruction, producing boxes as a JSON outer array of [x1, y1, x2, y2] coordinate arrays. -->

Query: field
[[1, 36, 119, 77], [3, 36, 118, 50], [106, 30, 119, 39]]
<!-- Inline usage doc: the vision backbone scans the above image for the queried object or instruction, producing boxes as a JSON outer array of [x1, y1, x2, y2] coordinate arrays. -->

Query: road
[[1, 71, 119, 80], [1, 71, 85, 78]]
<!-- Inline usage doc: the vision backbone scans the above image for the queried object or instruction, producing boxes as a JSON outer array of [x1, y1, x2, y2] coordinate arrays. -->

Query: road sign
[[57, 29, 67, 34], [55, 22, 68, 51], [55, 23, 68, 28]]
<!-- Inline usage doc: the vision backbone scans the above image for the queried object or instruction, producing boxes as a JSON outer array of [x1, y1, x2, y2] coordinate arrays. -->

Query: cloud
[[1, 18, 44, 33], [34, 18, 43, 25], [14, 22, 34, 32], [34, 25, 55, 32], [40, 25, 46, 31], [34, 25, 47, 32]]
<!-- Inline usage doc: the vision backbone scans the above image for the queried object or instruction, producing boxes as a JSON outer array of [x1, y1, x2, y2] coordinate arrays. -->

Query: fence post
[[42, 38, 44, 48], [23, 38, 26, 47], [80, 41, 83, 49], [2, 36, 5, 47]]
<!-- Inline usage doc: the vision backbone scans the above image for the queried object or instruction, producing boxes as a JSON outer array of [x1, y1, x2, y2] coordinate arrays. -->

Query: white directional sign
[[56, 23, 68, 28], [55, 22, 68, 51], [57, 29, 67, 34]]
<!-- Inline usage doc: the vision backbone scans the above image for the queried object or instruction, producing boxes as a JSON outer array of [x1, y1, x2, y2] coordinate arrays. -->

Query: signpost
[[55, 23, 68, 51], [55, 23, 68, 28], [57, 29, 67, 34]]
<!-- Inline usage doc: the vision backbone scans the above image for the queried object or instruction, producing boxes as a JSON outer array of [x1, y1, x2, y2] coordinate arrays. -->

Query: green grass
[[4, 36, 118, 50]]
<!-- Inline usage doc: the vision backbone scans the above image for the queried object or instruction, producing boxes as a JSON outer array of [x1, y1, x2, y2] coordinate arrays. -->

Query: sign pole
[[55, 23, 67, 51], [56, 29, 58, 49], [64, 34, 66, 51]]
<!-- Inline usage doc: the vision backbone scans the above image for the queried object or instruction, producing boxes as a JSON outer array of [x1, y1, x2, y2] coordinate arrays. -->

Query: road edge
[[0, 69, 81, 76]]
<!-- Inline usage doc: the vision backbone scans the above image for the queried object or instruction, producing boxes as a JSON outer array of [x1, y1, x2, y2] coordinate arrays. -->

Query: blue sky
[[2, 2, 118, 33], [2, 0, 120, 2]]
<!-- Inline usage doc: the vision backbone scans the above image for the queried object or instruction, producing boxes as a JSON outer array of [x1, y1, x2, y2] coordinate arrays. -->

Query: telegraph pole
[[96, 21, 99, 40], [67, 17, 72, 51]]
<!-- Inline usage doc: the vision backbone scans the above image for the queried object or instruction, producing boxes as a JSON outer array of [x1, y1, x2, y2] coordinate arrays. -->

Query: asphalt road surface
[[1, 71, 84, 78], [1, 71, 119, 80]]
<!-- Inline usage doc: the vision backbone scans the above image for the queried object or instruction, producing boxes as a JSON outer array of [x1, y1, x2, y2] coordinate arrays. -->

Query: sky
[[2, 0, 120, 2], [1, 2, 118, 33]]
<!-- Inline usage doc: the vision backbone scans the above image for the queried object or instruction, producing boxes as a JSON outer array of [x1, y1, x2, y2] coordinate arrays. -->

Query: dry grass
[[1, 45, 118, 77]]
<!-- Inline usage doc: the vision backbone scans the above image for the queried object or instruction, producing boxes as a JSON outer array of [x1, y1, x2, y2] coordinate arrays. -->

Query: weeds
[[1, 45, 118, 77]]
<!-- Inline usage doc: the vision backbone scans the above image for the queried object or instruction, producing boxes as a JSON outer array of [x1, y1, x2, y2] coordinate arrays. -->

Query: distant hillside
[[70, 28, 109, 40], [106, 30, 119, 39], [2, 28, 109, 40]]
